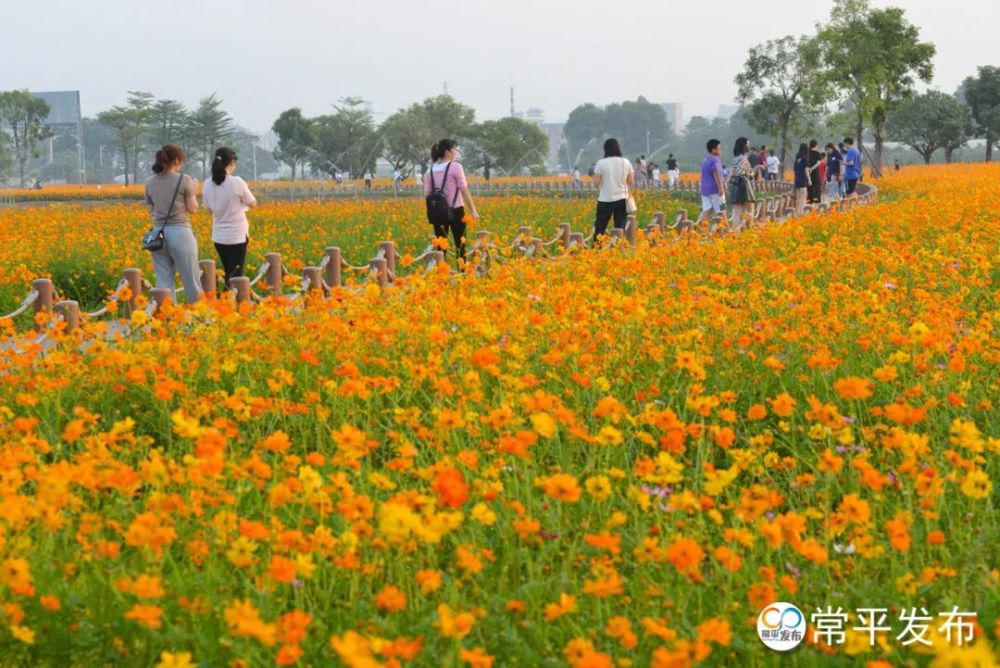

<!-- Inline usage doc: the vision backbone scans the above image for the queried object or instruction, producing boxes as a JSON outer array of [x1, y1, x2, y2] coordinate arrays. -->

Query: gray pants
[[151, 225, 201, 303]]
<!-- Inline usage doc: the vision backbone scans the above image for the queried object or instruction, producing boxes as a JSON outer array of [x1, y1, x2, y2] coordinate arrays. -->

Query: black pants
[[215, 241, 248, 287], [808, 171, 822, 202], [432, 206, 467, 260], [594, 199, 627, 236]]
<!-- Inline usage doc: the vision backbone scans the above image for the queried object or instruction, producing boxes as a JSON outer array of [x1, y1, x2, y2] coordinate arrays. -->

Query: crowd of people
[[697, 136, 864, 225]]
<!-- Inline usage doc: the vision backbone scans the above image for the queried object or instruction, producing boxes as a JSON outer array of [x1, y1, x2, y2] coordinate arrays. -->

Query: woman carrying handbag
[[727, 137, 756, 225], [143, 144, 201, 303], [591, 138, 635, 239]]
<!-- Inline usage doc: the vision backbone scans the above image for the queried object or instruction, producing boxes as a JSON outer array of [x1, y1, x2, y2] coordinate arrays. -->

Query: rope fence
[[1, 180, 877, 349]]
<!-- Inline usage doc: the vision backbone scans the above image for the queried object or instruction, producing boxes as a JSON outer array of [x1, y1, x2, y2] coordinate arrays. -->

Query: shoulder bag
[[624, 158, 637, 213], [142, 174, 184, 251]]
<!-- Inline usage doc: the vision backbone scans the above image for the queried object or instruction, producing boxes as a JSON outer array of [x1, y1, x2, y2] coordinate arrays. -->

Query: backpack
[[426, 162, 457, 224]]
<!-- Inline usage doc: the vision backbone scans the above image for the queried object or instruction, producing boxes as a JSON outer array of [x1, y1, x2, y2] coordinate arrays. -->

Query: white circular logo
[[757, 601, 806, 651]]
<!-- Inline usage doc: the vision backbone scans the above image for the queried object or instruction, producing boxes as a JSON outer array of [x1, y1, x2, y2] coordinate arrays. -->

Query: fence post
[[558, 222, 571, 248], [610, 228, 625, 243], [372, 258, 388, 289], [123, 268, 143, 314], [32, 278, 53, 331], [199, 259, 216, 296], [303, 267, 324, 294], [149, 287, 172, 315], [230, 277, 251, 305], [55, 300, 80, 332], [569, 232, 584, 248], [427, 250, 445, 270], [625, 215, 637, 245], [265, 252, 283, 295], [652, 211, 664, 232], [518, 226, 532, 241], [325, 247, 342, 287], [379, 241, 396, 275]]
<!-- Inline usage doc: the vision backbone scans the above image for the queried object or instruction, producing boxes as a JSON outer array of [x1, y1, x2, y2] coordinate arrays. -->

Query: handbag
[[142, 174, 184, 251], [624, 158, 637, 213]]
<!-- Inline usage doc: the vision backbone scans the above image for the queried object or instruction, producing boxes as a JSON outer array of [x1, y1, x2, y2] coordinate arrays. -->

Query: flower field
[[0, 192, 688, 314], [0, 165, 997, 667]]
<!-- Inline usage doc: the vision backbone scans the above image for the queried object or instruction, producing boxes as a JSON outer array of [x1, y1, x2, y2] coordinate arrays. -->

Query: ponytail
[[431, 138, 457, 162], [211, 147, 237, 185], [152, 143, 185, 174]]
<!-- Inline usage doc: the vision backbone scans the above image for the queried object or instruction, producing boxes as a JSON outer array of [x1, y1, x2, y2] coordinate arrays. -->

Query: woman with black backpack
[[424, 139, 479, 263]]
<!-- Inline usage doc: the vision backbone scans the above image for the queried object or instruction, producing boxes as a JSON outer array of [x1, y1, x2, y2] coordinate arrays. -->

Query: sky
[[1, 0, 997, 134]]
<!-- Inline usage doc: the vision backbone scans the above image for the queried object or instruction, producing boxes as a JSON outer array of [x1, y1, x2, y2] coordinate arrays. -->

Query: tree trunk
[[923, 153, 931, 165], [944, 147, 953, 163], [987, 135, 994, 162], [779, 115, 791, 180], [872, 123, 885, 179], [291, 161, 296, 181], [18, 155, 26, 187], [123, 145, 130, 186]]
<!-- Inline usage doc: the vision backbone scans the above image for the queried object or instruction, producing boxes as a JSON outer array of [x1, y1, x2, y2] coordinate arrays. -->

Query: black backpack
[[426, 162, 457, 224]]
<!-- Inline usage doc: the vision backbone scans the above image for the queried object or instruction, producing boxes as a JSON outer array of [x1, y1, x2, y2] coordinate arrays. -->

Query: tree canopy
[[889, 91, 970, 163]]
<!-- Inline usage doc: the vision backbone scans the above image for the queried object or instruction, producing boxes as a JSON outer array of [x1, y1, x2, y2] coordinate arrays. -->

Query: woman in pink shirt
[[423, 139, 479, 262]]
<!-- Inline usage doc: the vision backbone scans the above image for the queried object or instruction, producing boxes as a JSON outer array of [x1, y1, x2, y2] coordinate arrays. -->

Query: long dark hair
[[733, 137, 750, 157], [603, 138, 622, 158], [152, 144, 185, 174], [211, 147, 237, 185], [431, 139, 458, 162], [797, 143, 809, 159]]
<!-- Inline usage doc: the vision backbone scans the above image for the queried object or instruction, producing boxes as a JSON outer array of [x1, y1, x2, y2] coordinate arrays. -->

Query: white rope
[[31, 312, 65, 346], [248, 261, 270, 287], [0, 290, 39, 320], [84, 278, 130, 318]]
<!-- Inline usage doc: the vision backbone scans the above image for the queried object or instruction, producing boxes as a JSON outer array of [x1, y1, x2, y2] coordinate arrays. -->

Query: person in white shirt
[[202, 147, 257, 287], [766, 150, 780, 180], [651, 165, 661, 188], [572, 168, 582, 188], [591, 138, 635, 238], [363, 170, 373, 190]]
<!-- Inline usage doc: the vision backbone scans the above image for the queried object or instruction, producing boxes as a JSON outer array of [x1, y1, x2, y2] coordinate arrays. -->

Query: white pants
[[151, 225, 202, 303]]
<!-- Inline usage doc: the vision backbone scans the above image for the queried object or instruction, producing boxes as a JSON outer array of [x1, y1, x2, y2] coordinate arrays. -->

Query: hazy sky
[[1, 0, 996, 133]]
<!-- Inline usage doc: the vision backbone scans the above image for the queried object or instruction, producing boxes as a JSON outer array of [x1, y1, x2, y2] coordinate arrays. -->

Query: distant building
[[659, 102, 684, 135], [31, 90, 84, 181], [716, 104, 740, 120], [538, 122, 565, 172], [515, 107, 546, 125]]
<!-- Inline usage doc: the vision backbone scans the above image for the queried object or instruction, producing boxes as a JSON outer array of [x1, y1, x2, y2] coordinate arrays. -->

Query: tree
[[189, 93, 234, 178], [736, 35, 826, 177], [380, 96, 476, 175], [820, 0, 935, 176], [149, 99, 191, 149], [272, 108, 315, 180], [604, 97, 672, 159], [563, 103, 606, 167], [312, 97, 377, 178], [959, 66, 1000, 162], [381, 107, 430, 173], [472, 117, 548, 174], [0, 90, 53, 186], [95, 91, 154, 185], [0, 132, 12, 181], [888, 91, 971, 164]]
